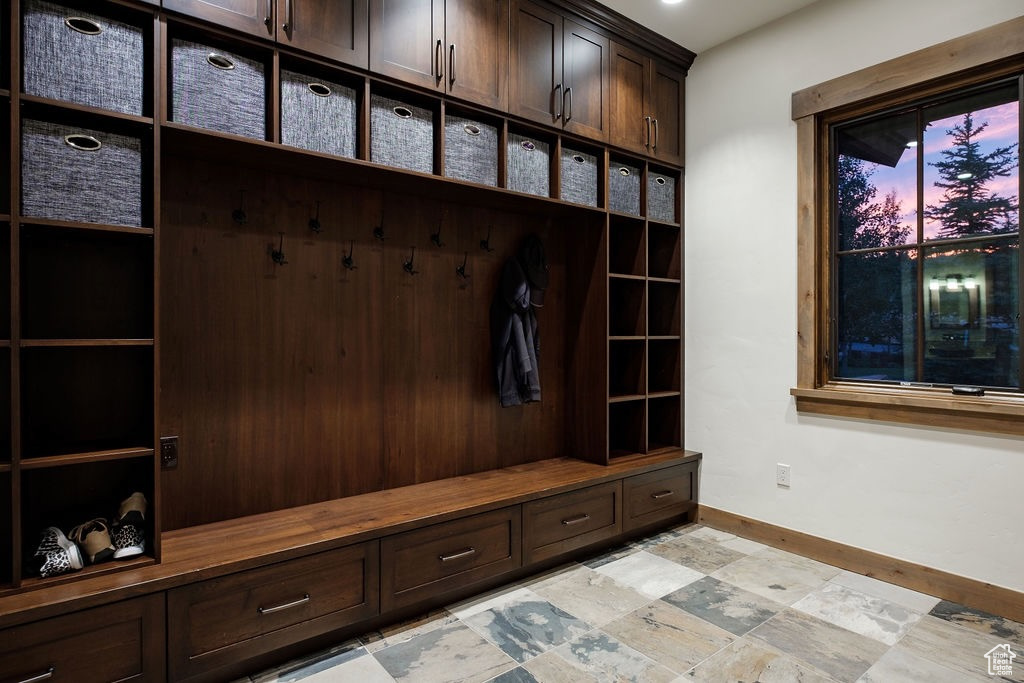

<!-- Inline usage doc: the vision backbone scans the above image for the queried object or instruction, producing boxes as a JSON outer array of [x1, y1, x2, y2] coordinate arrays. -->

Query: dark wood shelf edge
[[20, 447, 156, 470], [0, 556, 156, 599], [648, 391, 682, 400], [0, 463, 10, 474], [609, 336, 644, 342], [647, 219, 681, 229], [649, 336, 682, 341], [0, 341, 10, 348], [0, 215, 10, 223], [19, 218, 155, 236], [0, 451, 701, 629], [609, 394, 646, 404], [609, 273, 646, 281], [19, 94, 155, 127], [609, 211, 645, 222], [161, 123, 609, 221], [649, 276, 682, 284], [20, 339, 155, 348]]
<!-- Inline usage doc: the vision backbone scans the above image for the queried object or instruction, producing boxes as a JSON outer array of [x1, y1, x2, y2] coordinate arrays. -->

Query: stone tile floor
[[243, 524, 1024, 682]]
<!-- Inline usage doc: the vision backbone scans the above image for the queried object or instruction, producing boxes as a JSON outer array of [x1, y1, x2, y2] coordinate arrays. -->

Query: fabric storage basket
[[281, 70, 356, 159], [507, 133, 549, 198], [647, 171, 676, 223], [22, 0, 145, 116], [444, 115, 497, 187], [560, 146, 598, 207], [171, 38, 266, 140], [370, 94, 433, 174], [608, 160, 641, 216], [22, 119, 142, 227]]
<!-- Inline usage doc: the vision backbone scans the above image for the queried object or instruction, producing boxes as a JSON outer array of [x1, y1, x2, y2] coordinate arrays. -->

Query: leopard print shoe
[[32, 526, 84, 578], [111, 521, 145, 560]]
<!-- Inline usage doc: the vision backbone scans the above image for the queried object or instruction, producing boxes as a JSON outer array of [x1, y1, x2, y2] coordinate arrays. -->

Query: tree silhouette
[[836, 155, 912, 379], [924, 112, 1018, 239]]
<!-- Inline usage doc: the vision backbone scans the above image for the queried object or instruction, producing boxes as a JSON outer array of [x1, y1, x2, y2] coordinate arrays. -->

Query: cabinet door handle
[[653, 118, 659, 152], [449, 43, 456, 87], [561, 513, 590, 526], [282, 0, 292, 34], [258, 593, 310, 615], [435, 39, 444, 82], [564, 87, 573, 123], [439, 546, 476, 562], [644, 115, 652, 148], [16, 667, 55, 683], [651, 490, 674, 500], [264, 0, 272, 32]]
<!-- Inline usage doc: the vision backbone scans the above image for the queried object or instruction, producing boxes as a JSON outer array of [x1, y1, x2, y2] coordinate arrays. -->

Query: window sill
[[790, 384, 1024, 435]]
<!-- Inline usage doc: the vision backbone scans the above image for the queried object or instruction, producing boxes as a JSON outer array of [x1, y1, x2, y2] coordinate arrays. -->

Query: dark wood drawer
[[523, 481, 621, 563], [0, 594, 165, 683], [168, 541, 379, 681], [624, 462, 698, 532], [381, 507, 521, 611]]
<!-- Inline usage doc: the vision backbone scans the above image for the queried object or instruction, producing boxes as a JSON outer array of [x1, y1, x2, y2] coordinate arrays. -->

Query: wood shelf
[[647, 218, 681, 229], [18, 218, 154, 236], [19, 94, 154, 128], [0, 463, 10, 474], [649, 276, 682, 284], [649, 335, 681, 341], [0, 89, 9, 99], [161, 122, 607, 221], [609, 335, 644, 341], [608, 210, 645, 223], [0, 341, 9, 349], [8, 555, 156, 596], [20, 339, 154, 348], [609, 394, 646, 403], [609, 273, 646, 281], [20, 448, 156, 470], [0, 215, 9, 223], [648, 390, 682, 399]]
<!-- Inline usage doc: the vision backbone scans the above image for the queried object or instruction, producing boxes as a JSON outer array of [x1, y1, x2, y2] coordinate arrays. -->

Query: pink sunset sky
[[863, 99, 1019, 242]]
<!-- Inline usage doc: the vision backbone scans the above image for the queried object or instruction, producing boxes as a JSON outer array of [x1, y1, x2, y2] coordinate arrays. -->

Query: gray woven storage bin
[[281, 70, 356, 159], [608, 160, 641, 216], [560, 146, 597, 207], [647, 172, 676, 223], [370, 94, 433, 174], [444, 115, 497, 187], [23, 0, 144, 116], [171, 38, 266, 140], [507, 133, 549, 197], [22, 119, 142, 227]]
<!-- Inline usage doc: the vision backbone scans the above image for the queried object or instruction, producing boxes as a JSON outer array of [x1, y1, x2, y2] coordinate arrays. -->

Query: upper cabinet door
[[370, 0, 444, 90], [609, 41, 649, 156], [280, 0, 369, 69], [163, 0, 274, 38], [650, 60, 684, 165], [510, 0, 562, 126], [562, 19, 607, 141], [444, 0, 509, 110]]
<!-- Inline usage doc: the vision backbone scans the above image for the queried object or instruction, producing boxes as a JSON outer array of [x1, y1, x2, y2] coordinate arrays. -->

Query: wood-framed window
[[791, 17, 1024, 435]]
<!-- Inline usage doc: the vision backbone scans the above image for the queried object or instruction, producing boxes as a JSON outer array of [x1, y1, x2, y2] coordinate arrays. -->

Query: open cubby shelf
[[610, 339, 646, 398], [648, 223, 680, 280], [609, 399, 646, 457], [649, 394, 682, 451], [609, 217, 645, 276], [609, 278, 647, 337]]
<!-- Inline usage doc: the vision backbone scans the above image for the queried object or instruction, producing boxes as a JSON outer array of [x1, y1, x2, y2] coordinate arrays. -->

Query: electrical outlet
[[776, 463, 791, 487], [161, 436, 179, 470]]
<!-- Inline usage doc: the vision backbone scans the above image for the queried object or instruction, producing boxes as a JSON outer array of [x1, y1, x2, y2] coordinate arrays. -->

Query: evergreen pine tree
[[924, 112, 1019, 238]]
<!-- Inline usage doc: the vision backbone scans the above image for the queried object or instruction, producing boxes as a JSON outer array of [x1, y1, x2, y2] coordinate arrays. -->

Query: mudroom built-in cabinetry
[[0, 0, 697, 679]]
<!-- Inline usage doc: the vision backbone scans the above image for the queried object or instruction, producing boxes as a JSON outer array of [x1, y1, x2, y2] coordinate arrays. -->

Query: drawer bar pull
[[651, 490, 675, 500], [439, 547, 476, 562], [258, 593, 310, 615], [17, 667, 55, 683], [562, 513, 591, 526]]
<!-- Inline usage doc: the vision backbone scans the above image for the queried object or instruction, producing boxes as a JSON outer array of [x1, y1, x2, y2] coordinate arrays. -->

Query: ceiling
[[597, 0, 822, 55]]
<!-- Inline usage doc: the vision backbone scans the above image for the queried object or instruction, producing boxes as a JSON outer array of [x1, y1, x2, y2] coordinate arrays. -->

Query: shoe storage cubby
[[21, 346, 154, 459], [609, 277, 646, 337], [609, 399, 646, 457], [609, 214, 645, 276], [20, 226, 153, 340], [649, 395, 682, 452], [649, 339, 681, 394], [20, 457, 154, 582], [649, 281, 682, 337], [610, 339, 646, 399], [649, 222, 681, 280]]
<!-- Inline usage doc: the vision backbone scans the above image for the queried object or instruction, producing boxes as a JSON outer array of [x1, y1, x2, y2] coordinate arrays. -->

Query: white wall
[[685, 0, 1024, 592]]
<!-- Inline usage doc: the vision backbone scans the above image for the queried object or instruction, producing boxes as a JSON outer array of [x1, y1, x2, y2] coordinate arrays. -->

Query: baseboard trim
[[698, 505, 1024, 624]]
